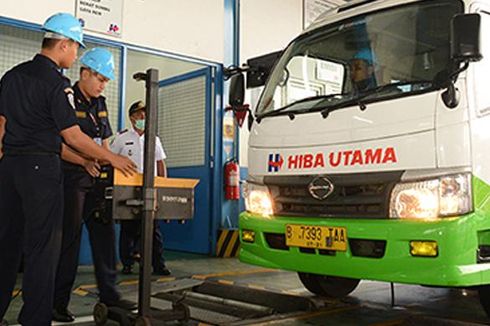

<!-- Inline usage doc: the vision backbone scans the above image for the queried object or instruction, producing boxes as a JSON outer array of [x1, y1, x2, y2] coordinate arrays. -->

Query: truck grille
[[264, 172, 403, 218]]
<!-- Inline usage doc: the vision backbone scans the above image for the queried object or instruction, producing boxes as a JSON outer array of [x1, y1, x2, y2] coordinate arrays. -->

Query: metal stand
[[137, 68, 158, 317], [93, 68, 190, 325]]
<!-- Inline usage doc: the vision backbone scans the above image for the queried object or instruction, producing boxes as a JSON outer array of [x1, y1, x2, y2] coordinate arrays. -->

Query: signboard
[[76, 0, 123, 37], [303, 0, 346, 29]]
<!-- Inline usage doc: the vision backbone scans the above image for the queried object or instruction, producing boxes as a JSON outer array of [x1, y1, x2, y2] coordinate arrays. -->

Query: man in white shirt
[[111, 101, 170, 275]]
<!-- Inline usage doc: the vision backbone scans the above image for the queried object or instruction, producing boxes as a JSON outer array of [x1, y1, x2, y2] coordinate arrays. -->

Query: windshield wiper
[[320, 80, 434, 119], [257, 93, 346, 122]]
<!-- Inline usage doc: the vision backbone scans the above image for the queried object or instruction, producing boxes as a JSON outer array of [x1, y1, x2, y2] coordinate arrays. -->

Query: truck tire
[[318, 275, 360, 298], [298, 272, 360, 298], [298, 272, 325, 295]]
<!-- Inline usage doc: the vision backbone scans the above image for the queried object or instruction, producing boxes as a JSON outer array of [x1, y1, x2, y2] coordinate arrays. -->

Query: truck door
[[157, 67, 214, 254]]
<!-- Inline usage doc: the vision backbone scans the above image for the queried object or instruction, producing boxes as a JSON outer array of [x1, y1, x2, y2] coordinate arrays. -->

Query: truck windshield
[[256, 0, 463, 117]]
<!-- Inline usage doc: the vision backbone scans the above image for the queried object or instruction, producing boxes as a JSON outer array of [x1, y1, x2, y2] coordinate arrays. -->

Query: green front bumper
[[239, 210, 490, 287]]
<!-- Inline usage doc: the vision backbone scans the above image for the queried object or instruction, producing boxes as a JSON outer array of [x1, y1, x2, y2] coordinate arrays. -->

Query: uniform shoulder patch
[[64, 87, 76, 109]]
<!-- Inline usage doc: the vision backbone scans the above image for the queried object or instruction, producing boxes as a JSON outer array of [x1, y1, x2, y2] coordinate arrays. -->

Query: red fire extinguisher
[[224, 159, 240, 200]]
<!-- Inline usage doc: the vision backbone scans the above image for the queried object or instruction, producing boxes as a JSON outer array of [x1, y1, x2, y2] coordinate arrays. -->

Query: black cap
[[128, 101, 145, 116]]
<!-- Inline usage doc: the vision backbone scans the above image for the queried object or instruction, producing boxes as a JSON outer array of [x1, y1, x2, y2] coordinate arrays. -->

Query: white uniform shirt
[[111, 127, 166, 175]]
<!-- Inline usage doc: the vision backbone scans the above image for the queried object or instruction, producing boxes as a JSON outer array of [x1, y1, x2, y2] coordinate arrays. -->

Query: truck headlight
[[243, 182, 273, 217], [390, 173, 472, 220]]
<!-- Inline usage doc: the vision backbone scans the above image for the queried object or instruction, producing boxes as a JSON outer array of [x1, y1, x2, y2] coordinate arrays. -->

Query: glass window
[[0, 25, 42, 79], [257, 0, 463, 117]]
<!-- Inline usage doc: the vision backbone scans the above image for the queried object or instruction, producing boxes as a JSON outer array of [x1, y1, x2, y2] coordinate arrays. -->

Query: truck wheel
[[318, 275, 360, 298], [478, 285, 490, 317], [298, 272, 325, 295], [298, 273, 360, 298]]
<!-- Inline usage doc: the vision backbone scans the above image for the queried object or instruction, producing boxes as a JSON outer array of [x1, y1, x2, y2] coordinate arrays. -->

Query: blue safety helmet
[[352, 48, 375, 65], [42, 13, 85, 47], [80, 48, 115, 80]]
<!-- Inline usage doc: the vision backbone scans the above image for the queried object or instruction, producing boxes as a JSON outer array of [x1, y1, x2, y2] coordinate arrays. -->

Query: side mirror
[[229, 73, 245, 107], [451, 13, 482, 63], [441, 13, 482, 109]]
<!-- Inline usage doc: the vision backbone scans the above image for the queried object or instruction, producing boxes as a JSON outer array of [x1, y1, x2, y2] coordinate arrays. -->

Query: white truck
[[229, 0, 490, 316]]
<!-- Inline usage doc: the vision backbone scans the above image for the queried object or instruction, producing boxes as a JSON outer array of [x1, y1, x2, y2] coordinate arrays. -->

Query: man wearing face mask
[[111, 101, 170, 276]]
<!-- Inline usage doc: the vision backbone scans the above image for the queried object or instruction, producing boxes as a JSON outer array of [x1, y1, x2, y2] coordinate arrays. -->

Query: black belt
[[5, 150, 59, 157]]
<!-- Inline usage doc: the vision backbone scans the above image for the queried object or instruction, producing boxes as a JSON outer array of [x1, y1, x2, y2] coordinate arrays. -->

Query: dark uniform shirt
[[62, 82, 113, 179], [0, 54, 78, 154]]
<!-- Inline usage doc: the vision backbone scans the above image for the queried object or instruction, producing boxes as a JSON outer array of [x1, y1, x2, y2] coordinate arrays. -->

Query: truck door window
[[271, 56, 345, 108], [256, 0, 463, 117]]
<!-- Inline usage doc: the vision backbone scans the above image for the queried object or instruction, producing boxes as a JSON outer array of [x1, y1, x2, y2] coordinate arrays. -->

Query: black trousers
[[53, 173, 120, 309], [0, 155, 63, 326], [119, 219, 166, 270]]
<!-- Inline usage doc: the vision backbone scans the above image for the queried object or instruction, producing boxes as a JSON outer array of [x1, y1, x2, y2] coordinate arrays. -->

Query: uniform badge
[[75, 111, 87, 118], [64, 88, 76, 109]]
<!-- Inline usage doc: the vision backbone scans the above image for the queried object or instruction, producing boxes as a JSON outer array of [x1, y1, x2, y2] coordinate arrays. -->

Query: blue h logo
[[268, 153, 283, 172]]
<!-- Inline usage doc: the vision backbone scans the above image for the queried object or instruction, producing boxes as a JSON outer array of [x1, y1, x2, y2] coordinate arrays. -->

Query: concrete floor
[[4, 251, 490, 325]]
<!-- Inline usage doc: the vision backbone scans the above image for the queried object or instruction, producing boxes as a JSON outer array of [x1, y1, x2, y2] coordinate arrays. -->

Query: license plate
[[285, 224, 347, 251]]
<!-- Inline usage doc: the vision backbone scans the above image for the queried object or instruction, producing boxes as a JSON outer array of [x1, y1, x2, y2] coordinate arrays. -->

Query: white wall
[[0, 0, 74, 27], [0, 0, 225, 63], [239, 0, 303, 167], [240, 0, 303, 61], [123, 0, 223, 62]]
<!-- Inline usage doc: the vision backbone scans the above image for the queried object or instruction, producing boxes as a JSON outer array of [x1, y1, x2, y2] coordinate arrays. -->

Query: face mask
[[134, 119, 145, 131]]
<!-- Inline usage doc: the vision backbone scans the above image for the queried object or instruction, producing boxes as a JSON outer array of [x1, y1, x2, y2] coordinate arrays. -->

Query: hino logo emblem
[[308, 176, 334, 200]]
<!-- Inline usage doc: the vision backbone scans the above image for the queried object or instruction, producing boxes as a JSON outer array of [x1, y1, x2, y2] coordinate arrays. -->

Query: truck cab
[[234, 0, 490, 316]]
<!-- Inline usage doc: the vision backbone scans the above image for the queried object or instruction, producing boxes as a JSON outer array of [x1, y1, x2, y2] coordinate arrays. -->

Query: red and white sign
[[251, 131, 437, 176], [288, 147, 397, 170]]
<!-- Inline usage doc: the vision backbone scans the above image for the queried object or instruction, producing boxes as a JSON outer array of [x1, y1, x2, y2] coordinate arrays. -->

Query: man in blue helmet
[[349, 48, 377, 94], [0, 14, 136, 326], [52, 48, 137, 322]]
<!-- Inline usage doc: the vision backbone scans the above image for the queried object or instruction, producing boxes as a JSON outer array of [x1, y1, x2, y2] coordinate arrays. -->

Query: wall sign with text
[[76, 0, 124, 37]]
